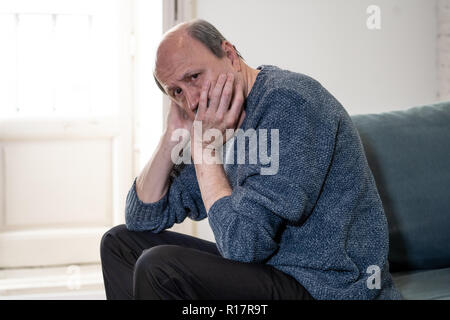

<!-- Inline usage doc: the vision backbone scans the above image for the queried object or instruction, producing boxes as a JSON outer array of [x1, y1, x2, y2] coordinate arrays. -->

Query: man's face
[[155, 33, 239, 121]]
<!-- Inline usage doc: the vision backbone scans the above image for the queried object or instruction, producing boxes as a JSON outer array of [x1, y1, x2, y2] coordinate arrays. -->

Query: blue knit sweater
[[125, 65, 403, 300]]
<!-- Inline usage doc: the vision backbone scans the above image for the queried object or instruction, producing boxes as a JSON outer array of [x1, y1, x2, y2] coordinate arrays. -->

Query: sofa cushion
[[351, 102, 450, 272], [392, 267, 450, 300]]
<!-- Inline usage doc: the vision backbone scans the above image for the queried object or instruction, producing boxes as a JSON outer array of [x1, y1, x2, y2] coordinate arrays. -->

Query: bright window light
[[134, 0, 163, 170], [0, 0, 121, 118]]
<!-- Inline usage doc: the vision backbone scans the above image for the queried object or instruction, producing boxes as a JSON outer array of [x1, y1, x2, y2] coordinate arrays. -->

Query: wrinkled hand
[[165, 99, 194, 134], [190, 73, 245, 158], [163, 99, 194, 150]]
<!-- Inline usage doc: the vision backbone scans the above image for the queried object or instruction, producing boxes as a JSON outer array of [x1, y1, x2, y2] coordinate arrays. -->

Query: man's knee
[[135, 245, 183, 275], [134, 245, 190, 299], [100, 224, 128, 258], [134, 245, 190, 285]]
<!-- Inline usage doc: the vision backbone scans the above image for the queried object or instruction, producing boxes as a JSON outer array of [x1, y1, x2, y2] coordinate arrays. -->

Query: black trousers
[[100, 224, 314, 300]]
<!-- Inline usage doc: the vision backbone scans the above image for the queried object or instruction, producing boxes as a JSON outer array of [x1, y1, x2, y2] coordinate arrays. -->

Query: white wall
[[193, 0, 438, 241], [195, 0, 437, 115]]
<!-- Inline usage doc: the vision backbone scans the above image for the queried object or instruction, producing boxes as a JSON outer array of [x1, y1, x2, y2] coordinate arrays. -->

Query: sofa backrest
[[351, 102, 450, 272]]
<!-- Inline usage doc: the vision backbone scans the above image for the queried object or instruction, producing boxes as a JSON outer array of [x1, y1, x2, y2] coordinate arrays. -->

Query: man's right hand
[[165, 100, 194, 135], [163, 100, 195, 152]]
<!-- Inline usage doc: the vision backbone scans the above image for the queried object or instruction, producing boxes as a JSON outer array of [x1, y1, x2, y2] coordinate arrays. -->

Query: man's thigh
[[134, 244, 313, 300], [102, 224, 220, 262]]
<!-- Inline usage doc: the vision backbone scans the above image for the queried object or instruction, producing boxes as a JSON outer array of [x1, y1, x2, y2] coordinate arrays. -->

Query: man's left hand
[[190, 73, 244, 161]]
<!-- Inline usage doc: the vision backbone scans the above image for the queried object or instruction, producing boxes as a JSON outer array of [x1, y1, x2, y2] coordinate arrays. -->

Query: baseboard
[[0, 263, 105, 300]]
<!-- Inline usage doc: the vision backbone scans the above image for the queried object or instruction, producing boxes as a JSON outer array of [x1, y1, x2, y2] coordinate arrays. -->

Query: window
[[0, 0, 167, 275], [0, 0, 120, 118]]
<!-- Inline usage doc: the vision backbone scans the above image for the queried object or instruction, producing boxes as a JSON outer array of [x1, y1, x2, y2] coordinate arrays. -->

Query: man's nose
[[185, 89, 199, 112]]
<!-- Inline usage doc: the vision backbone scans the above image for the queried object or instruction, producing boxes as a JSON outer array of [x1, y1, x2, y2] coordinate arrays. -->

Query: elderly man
[[100, 19, 402, 300]]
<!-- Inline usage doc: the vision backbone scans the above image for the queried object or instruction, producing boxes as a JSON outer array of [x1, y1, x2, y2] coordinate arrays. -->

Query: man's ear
[[222, 41, 241, 72]]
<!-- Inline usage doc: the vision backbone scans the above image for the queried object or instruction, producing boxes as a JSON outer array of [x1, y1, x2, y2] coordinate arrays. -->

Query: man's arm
[[136, 96, 195, 203], [189, 73, 244, 213], [125, 102, 207, 232], [194, 163, 232, 213], [135, 133, 179, 204]]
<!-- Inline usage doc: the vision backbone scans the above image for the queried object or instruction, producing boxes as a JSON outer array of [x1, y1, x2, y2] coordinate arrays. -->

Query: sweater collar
[[240, 65, 277, 130]]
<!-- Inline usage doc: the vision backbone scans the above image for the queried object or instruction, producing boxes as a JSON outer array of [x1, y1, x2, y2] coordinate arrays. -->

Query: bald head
[[154, 20, 243, 95], [156, 22, 189, 57]]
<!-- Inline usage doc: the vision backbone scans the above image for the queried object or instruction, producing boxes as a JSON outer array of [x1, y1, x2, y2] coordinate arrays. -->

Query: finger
[[216, 73, 234, 119], [196, 80, 210, 120], [169, 100, 183, 118], [207, 73, 227, 114], [182, 109, 188, 120], [226, 77, 245, 126]]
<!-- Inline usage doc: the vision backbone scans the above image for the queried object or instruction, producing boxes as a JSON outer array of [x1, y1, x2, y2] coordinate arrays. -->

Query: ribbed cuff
[[207, 195, 233, 250], [125, 178, 169, 231]]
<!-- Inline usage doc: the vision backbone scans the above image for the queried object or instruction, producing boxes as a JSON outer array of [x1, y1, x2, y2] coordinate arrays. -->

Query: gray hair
[[186, 19, 243, 60], [154, 19, 243, 95]]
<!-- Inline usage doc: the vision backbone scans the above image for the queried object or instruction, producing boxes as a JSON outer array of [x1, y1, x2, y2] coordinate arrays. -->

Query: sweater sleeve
[[125, 162, 207, 232], [207, 88, 340, 263]]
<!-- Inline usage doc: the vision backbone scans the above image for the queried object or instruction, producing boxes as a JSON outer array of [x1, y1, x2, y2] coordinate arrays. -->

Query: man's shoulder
[[257, 65, 318, 98], [252, 65, 343, 124]]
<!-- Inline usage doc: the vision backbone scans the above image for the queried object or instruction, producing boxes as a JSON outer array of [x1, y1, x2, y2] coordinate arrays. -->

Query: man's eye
[[174, 88, 182, 95], [191, 73, 199, 80]]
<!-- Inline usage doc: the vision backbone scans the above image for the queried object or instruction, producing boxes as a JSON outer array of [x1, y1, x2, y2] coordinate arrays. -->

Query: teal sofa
[[351, 102, 450, 300]]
